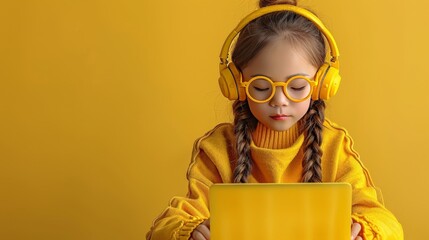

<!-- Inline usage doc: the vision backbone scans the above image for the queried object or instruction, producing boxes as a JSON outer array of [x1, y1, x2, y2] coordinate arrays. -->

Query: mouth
[[270, 114, 291, 120]]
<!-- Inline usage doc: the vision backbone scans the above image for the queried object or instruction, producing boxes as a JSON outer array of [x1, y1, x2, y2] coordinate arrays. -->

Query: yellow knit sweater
[[146, 119, 403, 240]]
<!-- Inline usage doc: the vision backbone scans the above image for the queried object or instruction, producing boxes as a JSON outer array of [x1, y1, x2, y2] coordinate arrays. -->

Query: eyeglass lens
[[247, 77, 311, 102]]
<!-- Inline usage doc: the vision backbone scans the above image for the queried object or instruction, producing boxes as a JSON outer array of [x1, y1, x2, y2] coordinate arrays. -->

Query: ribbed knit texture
[[252, 122, 301, 149]]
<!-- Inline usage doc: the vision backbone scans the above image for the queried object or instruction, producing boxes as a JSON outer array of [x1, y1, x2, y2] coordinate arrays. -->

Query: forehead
[[242, 38, 317, 80]]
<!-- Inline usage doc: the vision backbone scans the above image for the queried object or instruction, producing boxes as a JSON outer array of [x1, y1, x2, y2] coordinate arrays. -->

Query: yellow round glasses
[[241, 75, 317, 103]]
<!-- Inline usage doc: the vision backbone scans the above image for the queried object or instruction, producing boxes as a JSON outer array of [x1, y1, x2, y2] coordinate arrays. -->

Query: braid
[[232, 100, 257, 183], [301, 100, 326, 182]]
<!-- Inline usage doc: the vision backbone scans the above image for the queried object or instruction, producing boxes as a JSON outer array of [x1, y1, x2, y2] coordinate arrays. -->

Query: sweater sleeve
[[145, 178, 209, 240], [146, 129, 226, 240], [335, 134, 404, 240]]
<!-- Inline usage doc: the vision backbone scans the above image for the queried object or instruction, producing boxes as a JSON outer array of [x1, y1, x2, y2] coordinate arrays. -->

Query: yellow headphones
[[218, 5, 341, 101]]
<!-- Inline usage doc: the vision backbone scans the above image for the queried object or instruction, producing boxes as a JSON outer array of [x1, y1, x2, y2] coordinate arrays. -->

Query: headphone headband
[[219, 5, 339, 70]]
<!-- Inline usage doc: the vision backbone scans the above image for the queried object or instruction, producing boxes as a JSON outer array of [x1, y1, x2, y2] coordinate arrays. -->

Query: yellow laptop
[[209, 183, 352, 240]]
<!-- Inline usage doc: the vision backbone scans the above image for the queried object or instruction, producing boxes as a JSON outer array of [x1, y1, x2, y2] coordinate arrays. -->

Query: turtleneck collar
[[251, 121, 302, 149]]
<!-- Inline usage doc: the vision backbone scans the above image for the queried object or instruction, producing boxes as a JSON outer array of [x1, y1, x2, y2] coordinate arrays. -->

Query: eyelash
[[254, 86, 269, 91], [290, 86, 305, 91]]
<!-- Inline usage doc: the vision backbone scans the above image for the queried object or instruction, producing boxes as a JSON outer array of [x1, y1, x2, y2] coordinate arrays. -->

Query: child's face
[[242, 38, 318, 131]]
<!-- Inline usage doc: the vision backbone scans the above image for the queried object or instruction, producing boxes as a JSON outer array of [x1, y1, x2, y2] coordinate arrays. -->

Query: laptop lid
[[209, 183, 352, 240]]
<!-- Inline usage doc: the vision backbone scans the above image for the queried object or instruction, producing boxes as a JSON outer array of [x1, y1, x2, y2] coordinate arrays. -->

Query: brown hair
[[259, 0, 297, 8], [232, 0, 326, 183]]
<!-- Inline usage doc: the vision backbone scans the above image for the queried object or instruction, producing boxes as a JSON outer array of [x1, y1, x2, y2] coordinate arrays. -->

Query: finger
[[205, 219, 211, 229], [196, 224, 211, 239], [192, 230, 204, 240], [356, 236, 363, 240], [351, 222, 362, 239]]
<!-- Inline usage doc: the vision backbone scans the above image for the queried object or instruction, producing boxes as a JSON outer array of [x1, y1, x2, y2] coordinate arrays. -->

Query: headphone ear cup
[[312, 64, 328, 100], [218, 62, 246, 101], [312, 63, 341, 100], [320, 66, 341, 100], [219, 67, 237, 100]]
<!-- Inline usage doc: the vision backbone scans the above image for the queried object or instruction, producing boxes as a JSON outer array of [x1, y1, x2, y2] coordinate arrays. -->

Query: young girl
[[146, 0, 403, 239]]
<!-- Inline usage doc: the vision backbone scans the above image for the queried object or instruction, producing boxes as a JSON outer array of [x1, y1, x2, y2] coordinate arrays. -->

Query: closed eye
[[253, 86, 269, 91], [290, 86, 306, 91]]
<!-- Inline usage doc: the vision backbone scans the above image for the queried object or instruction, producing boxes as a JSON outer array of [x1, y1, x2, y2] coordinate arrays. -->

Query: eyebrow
[[250, 73, 310, 80]]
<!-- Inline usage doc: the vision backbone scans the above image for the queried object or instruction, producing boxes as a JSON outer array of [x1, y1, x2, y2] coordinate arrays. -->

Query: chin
[[272, 126, 292, 132], [266, 123, 293, 132]]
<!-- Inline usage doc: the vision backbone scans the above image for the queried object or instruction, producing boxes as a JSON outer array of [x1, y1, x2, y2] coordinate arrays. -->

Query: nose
[[269, 86, 290, 107]]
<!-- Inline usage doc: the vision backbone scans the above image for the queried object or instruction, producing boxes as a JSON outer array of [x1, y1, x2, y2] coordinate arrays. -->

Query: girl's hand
[[190, 218, 361, 240], [351, 219, 363, 240], [190, 219, 210, 240]]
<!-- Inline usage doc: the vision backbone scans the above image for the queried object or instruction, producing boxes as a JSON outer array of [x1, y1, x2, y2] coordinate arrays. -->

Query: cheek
[[247, 100, 266, 119], [295, 99, 312, 116]]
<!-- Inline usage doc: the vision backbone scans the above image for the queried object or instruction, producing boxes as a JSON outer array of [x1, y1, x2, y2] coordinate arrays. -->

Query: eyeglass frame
[[240, 75, 318, 103]]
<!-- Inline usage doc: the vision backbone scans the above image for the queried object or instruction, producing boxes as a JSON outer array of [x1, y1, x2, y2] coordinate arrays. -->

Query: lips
[[270, 114, 291, 120]]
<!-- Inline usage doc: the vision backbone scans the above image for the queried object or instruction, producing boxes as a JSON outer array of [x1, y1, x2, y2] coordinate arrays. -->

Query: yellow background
[[0, 0, 427, 239]]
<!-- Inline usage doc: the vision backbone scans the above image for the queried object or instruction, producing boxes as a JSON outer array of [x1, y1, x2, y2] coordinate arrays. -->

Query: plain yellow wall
[[1, 0, 428, 239]]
